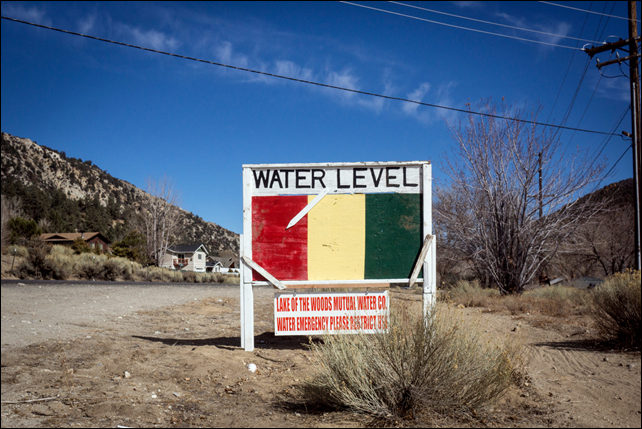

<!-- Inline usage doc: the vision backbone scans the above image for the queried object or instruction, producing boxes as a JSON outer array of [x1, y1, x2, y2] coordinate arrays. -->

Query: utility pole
[[584, 0, 641, 270], [629, 0, 642, 271], [539, 151, 543, 219]]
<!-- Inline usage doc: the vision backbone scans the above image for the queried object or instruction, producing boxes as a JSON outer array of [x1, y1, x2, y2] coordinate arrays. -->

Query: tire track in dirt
[[463, 307, 641, 428]]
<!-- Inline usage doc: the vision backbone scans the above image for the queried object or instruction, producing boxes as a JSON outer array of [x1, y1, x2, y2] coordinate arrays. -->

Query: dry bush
[[448, 280, 588, 317], [198, 272, 214, 283], [168, 270, 184, 283], [446, 280, 499, 308], [44, 253, 73, 280], [16, 239, 69, 280], [524, 286, 587, 317], [218, 273, 239, 284], [183, 271, 197, 283], [302, 305, 524, 419], [101, 257, 136, 281], [8, 245, 28, 257], [589, 270, 641, 350], [74, 253, 108, 280], [146, 266, 166, 282], [50, 245, 74, 257]]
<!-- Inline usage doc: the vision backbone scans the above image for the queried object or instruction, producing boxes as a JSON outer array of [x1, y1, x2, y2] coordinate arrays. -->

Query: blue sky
[[1, 1, 639, 234]]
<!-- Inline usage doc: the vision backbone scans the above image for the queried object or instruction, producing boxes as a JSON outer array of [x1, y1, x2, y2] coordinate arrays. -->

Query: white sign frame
[[240, 161, 436, 351]]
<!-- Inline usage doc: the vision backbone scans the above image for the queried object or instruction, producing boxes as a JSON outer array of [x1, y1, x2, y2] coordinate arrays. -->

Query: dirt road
[[1, 281, 248, 351], [1, 282, 640, 427]]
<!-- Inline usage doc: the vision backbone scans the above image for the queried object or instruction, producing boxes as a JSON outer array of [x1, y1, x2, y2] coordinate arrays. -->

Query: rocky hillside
[[1, 132, 238, 255]]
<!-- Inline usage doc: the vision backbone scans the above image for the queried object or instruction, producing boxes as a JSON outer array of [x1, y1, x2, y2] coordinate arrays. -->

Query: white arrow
[[286, 189, 329, 229]]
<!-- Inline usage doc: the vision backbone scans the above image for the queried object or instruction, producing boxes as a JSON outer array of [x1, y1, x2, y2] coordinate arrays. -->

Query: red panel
[[252, 196, 308, 281]]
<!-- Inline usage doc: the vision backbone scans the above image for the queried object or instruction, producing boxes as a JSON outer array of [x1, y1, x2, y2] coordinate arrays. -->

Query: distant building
[[206, 256, 239, 275], [40, 232, 111, 253], [160, 244, 208, 272]]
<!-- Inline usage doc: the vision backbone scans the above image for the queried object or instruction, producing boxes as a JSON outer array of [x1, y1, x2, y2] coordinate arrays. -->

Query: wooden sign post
[[241, 161, 435, 351]]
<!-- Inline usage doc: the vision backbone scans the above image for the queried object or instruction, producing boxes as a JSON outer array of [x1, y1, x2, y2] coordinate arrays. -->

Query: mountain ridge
[[1, 132, 238, 256]]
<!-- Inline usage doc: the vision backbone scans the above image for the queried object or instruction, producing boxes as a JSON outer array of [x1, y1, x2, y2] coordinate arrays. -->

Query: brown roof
[[41, 232, 111, 244]]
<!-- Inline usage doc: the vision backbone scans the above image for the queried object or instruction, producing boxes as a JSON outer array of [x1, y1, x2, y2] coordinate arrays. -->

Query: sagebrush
[[589, 270, 641, 350], [302, 305, 524, 419]]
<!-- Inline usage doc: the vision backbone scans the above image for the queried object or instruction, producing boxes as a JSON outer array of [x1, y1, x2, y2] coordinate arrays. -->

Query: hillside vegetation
[[1, 132, 238, 255]]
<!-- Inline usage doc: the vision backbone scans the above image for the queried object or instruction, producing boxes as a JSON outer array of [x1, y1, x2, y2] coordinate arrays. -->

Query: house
[[206, 256, 240, 275], [160, 244, 208, 272], [40, 232, 111, 253]]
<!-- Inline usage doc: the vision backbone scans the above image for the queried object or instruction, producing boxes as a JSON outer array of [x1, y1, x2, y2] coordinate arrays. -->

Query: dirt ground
[[1, 282, 640, 428]]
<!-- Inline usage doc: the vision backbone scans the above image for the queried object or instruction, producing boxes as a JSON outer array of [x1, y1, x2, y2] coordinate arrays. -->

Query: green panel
[[365, 193, 423, 280]]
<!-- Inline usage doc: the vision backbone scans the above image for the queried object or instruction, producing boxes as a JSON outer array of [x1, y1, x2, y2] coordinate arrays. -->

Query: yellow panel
[[307, 194, 365, 280]]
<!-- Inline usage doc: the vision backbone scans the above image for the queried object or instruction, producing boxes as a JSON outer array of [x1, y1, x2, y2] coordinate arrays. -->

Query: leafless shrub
[[1, 195, 23, 248], [589, 270, 641, 350], [302, 305, 524, 419], [437, 99, 607, 294], [138, 175, 182, 267]]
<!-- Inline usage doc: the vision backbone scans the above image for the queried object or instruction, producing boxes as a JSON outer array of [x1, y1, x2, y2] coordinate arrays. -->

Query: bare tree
[[1, 195, 23, 248], [436, 99, 607, 294], [140, 175, 182, 267], [557, 205, 634, 277]]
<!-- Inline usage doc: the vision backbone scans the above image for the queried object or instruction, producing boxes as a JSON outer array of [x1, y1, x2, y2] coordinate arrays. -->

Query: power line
[[596, 1, 618, 41], [561, 2, 615, 146], [389, 1, 602, 44], [594, 144, 633, 190], [539, 1, 641, 23], [340, 1, 584, 50], [588, 105, 630, 171], [545, 2, 592, 124], [0, 14, 620, 137]]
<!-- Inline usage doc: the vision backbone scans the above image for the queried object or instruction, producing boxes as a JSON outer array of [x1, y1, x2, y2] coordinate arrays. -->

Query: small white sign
[[274, 290, 389, 336]]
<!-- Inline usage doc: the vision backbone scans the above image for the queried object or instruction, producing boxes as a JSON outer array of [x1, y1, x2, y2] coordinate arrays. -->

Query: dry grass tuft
[[589, 270, 641, 350], [302, 305, 524, 419], [446, 280, 588, 317]]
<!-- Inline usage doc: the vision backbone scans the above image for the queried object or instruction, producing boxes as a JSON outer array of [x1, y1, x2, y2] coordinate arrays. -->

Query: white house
[[160, 244, 208, 272], [206, 256, 240, 275]]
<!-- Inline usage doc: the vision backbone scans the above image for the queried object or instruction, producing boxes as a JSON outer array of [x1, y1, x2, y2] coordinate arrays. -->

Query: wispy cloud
[[595, 75, 630, 102], [496, 11, 572, 51], [115, 22, 180, 52], [451, 1, 484, 9], [1, 3, 51, 26], [77, 13, 96, 34], [211, 40, 386, 112], [402, 81, 458, 124], [322, 68, 385, 112], [274, 60, 313, 82]]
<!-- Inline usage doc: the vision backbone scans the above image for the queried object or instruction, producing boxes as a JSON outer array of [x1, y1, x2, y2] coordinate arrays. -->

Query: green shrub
[[589, 270, 641, 350], [302, 305, 524, 419], [71, 237, 92, 254], [111, 231, 148, 264], [8, 217, 42, 245]]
